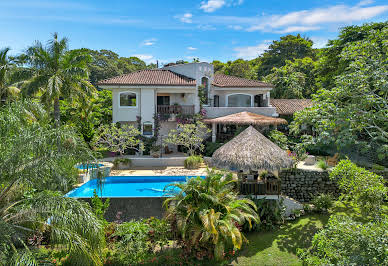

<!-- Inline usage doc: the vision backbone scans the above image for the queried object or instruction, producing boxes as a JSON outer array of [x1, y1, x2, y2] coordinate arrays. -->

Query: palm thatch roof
[[212, 126, 293, 172], [203, 111, 287, 126]]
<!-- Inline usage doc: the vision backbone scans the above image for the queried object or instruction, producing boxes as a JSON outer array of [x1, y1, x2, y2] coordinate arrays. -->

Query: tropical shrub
[[164, 170, 259, 261], [112, 158, 132, 169], [316, 159, 328, 170], [268, 130, 288, 150], [311, 193, 333, 213], [184, 155, 203, 169], [330, 159, 387, 216], [105, 218, 171, 265], [91, 189, 110, 222], [298, 215, 388, 265], [243, 197, 285, 232]]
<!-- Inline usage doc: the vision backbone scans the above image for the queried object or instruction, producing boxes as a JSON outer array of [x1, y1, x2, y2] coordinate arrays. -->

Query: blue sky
[[1, 0, 387, 64]]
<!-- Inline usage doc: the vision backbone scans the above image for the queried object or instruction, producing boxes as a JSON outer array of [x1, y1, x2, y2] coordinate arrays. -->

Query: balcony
[[157, 105, 195, 121]]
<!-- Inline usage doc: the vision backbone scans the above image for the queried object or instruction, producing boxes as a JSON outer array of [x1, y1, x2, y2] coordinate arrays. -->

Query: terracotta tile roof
[[270, 99, 313, 115], [212, 73, 273, 88], [97, 69, 196, 86]]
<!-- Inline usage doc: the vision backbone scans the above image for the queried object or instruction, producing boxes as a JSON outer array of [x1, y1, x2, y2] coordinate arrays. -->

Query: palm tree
[[25, 33, 95, 127], [0, 101, 104, 265], [0, 47, 26, 103], [164, 170, 259, 260]]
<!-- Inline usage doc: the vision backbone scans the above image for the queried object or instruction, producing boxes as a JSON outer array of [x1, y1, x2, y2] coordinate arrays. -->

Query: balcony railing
[[157, 105, 195, 115], [157, 105, 195, 121]]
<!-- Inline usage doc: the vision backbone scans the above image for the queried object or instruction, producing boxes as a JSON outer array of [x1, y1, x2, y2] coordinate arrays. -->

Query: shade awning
[[203, 111, 287, 126], [212, 126, 293, 172]]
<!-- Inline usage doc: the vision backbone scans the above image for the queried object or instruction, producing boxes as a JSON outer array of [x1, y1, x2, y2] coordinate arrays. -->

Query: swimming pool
[[66, 175, 204, 198]]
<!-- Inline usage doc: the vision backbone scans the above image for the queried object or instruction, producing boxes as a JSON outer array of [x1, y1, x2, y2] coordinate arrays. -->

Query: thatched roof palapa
[[203, 111, 287, 126], [212, 126, 293, 172]]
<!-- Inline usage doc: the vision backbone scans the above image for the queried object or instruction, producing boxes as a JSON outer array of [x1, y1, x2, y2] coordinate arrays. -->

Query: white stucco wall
[[140, 88, 155, 131], [213, 88, 272, 107], [163, 62, 214, 112], [112, 88, 141, 123]]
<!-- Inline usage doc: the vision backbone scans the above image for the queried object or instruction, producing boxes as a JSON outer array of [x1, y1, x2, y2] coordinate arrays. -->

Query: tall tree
[[25, 33, 95, 126], [264, 57, 318, 98], [290, 23, 388, 164], [257, 34, 314, 78], [316, 21, 388, 89]]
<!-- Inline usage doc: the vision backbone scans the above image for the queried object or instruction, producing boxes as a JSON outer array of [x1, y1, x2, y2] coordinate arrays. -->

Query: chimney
[[156, 60, 159, 68]]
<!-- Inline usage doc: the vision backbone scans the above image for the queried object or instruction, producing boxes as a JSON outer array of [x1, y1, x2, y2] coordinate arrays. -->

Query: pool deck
[[110, 166, 207, 177]]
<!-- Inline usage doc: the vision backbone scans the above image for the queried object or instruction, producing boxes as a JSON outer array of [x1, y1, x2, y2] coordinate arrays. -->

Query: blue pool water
[[66, 175, 204, 198], [75, 163, 104, 170]]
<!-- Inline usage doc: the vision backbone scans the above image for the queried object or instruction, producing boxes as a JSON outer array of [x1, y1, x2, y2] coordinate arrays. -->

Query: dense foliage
[[105, 218, 171, 265], [299, 160, 388, 265], [330, 160, 387, 216], [0, 101, 104, 265], [291, 22, 388, 164], [164, 170, 259, 260], [299, 215, 388, 265]]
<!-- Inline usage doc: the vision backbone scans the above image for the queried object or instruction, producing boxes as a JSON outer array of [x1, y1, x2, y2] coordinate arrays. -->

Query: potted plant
[[150, 145, 161, 158]]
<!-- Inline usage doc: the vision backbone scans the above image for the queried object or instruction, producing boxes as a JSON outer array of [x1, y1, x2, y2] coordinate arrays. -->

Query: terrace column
[[212, 123, 217, 143]]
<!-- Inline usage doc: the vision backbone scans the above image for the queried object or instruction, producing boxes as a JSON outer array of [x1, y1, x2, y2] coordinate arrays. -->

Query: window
[[120, 91, 137, 107], [201, 77, 209, 105], [214, 95, 219, 107], [143, 123, 153, 136], [227, 94, 252, 107]]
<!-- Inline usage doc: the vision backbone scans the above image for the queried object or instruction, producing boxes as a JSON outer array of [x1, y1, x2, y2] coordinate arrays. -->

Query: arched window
[[119, 91, 137, 107], [227, 94, 252, 107], [201, 77, 209, 105]]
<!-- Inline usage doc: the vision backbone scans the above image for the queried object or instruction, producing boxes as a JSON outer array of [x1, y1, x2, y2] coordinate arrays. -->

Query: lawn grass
[[231, 214, 330, 266]]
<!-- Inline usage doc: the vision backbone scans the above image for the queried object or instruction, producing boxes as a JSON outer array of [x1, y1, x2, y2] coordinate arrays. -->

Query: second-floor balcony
[[157, 105, 195, 121]]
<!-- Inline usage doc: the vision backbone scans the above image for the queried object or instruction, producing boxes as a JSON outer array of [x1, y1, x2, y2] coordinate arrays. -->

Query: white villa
[[97, 62, 310, 145]]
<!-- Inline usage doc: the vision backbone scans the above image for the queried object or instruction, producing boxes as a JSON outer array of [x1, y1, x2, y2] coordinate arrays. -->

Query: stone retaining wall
[[279, 169, 340, 203]]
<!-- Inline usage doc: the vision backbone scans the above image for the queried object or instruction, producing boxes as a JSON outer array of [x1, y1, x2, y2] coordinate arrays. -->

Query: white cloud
[[234, 41, 271, 60], [132, 54, 155, 64], [247, 2, 388, 33], [200, 0, 226, 13], [358, 0, 374, 7], [176, 13, 193, 23], [142, 38, 157, 46], [275, 26, 321, 34], [187, 47, 197, 51], [310, 36, 329, 49]]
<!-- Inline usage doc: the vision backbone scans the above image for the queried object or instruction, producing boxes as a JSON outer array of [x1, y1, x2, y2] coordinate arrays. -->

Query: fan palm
[[0, 47, 29, 103], [0, 101, 104, 265], [25, 33, 95, 127], [164, 170, 259, 260]]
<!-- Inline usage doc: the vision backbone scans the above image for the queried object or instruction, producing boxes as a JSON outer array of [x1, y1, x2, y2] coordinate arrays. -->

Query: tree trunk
[[53, 97, 60, 127]]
